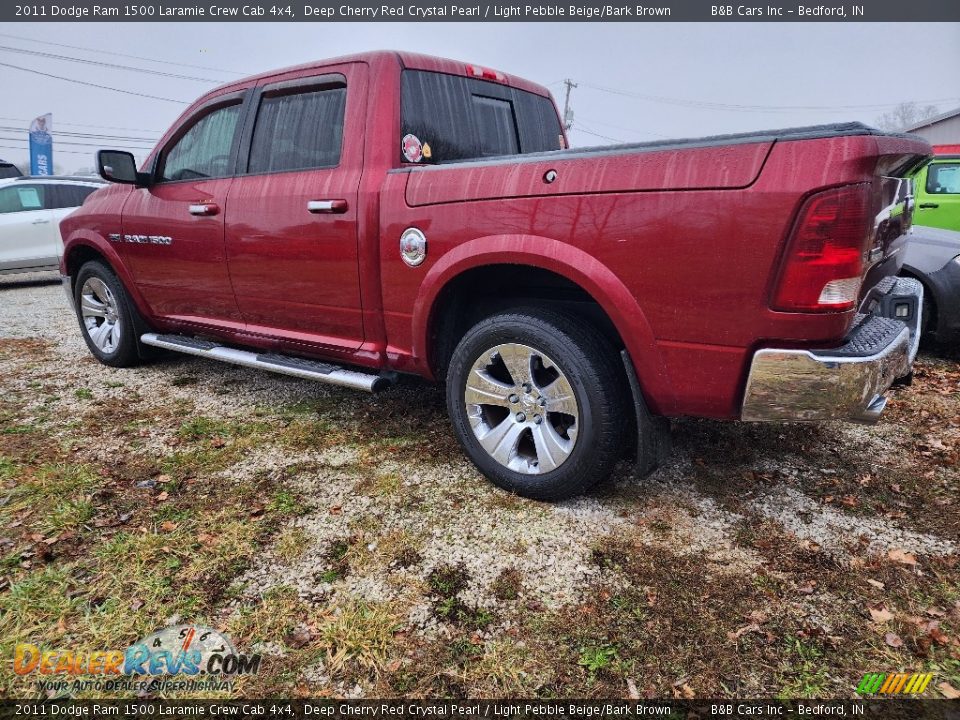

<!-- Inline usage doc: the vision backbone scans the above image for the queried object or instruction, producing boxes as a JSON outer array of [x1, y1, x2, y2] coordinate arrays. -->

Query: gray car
[[901, 225, 960, 343]]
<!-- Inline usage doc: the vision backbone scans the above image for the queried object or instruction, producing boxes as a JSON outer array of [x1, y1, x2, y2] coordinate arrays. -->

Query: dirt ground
[[1, 272, 958, 699]]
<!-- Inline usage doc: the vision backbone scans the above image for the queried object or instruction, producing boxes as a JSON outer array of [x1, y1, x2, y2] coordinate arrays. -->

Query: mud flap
[[621, 350, 671, 477]]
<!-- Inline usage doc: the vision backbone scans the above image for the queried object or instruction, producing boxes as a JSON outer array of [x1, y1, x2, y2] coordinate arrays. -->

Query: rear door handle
[[307, 199, 348, 214], [918, 203, 939, 209], [31, 218, 50, 225], [189, 203, 220, 216]]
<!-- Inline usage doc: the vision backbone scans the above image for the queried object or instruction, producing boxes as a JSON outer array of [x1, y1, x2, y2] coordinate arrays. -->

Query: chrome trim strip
[[140, 333, 388, 393]]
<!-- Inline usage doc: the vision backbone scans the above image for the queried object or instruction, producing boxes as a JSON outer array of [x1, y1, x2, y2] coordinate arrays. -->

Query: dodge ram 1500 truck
[[60, 51, 930, 500]]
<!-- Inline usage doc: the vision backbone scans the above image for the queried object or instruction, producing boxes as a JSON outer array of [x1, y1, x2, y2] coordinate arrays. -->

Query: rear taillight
[[771, 184, 872, 313]]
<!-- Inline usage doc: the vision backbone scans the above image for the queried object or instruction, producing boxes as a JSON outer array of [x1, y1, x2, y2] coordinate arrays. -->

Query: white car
[[0, 175, 105, 275]]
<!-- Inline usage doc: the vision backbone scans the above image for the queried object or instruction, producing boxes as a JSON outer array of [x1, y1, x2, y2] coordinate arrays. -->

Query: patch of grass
[[268, 489, 303, 516], [317, 600, 400, 673], [776, 637, 831, 698], [578, 644, 618, 674], [275, 527, 310, 563], [177, 416, 231, 441], [491, 567, 523, 601], [428, 564, 469, 597], [74, 388, 93, 400], [227, 586, 307, 647], [171, 375, 199, 387]]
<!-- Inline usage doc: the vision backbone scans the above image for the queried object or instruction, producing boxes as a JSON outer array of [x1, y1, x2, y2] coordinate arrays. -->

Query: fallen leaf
[[929, 627, 951, 646], [888, 548, 918, 566], [797, 580, 817, 595], [840, 495, 858, 508], [866, 579, 885, 590], [938, 682, 960, 699], [885, 632, 904, 648], [160, 521, 177, 532], [155, 491, 169, 502], [727, 623, 761, 641], [329, 505, 342, 515], [286, 627, 312, 649], [868, 606, 894, 624], [645, 587, 658, 607], [627, 679, 640, 700], [386, 659, 402, 673], [210, 437, 226, 448], [130, 598, 144, 611], [157, 474, 171, 483]]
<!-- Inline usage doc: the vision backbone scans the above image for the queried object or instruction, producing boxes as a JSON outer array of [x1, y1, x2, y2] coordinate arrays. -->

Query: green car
[[912, 154, 960, 231]]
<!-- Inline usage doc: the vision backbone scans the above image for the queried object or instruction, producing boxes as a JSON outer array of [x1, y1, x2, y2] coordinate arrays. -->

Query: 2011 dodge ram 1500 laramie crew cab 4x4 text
[[60, 51, 930, 500]]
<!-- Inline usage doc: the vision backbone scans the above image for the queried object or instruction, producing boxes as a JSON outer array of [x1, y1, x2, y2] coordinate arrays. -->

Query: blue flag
[[29, 113, 53, 176]]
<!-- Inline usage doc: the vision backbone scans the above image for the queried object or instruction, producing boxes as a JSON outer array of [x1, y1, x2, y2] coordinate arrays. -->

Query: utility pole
[[562, 79, 577, 131]]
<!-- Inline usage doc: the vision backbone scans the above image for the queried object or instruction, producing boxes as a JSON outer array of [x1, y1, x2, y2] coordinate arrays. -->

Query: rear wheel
[[74, 260, 146, 368], [446, 307, 627, 501]]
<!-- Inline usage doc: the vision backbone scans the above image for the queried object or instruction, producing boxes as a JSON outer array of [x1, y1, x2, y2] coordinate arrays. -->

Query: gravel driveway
[[2, 272, 958, 699]]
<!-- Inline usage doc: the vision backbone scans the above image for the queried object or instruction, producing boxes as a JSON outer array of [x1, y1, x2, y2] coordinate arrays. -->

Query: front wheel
[[446, 307, 628, 501], [73, 260, 146, 368]]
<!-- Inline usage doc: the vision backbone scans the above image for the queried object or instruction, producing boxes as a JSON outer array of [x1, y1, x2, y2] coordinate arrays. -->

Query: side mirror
[[97, 150, 150, 187]]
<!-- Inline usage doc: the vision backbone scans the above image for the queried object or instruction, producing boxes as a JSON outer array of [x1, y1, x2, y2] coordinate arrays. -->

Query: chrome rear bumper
[[741, 277, 923, 424]]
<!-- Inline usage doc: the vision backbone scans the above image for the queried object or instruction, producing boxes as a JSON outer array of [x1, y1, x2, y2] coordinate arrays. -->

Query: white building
[[905, 106, 960, 146]]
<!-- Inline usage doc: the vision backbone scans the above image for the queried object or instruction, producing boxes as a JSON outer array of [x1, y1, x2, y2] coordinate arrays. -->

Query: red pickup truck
[[60, 51, 929, 500]]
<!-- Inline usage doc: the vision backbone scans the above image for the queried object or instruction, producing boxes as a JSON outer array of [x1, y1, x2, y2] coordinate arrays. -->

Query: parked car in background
[[911, 153, 959, 232], [60, 51, 929, 500], [0, 176, 105, 275], [0, 160, 22, 179], [901, 225, 960, 343]]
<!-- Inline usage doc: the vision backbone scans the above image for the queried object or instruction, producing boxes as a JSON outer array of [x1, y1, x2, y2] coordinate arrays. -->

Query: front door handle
[[307, 199, 348, 214], [918, 203, 939, 209], [31, 218, 50, 225], [189, 203, 220, 216]]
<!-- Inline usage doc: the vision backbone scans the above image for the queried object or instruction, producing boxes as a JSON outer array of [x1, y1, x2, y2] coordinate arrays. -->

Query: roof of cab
[[210, 50, 552, 99]]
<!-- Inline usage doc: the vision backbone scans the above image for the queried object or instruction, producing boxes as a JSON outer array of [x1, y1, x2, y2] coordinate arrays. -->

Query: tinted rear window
[[400, 70, 562, 164], [247, 85, 347, 174], [53, 184, 99, 209]]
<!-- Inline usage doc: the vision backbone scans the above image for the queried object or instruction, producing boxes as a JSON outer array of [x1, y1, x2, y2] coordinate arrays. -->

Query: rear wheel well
[[428, 264, 625, 381]]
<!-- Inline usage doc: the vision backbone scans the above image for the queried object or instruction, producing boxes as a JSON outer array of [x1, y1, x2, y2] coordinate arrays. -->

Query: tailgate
[[860, 134, 932, 303]]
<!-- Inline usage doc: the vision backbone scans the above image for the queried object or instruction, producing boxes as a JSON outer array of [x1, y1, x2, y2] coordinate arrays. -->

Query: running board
[[140, 333, 390, 392]]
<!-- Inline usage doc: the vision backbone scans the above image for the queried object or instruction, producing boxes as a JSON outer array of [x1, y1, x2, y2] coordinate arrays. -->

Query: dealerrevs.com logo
[[13, 624, 261, 693]]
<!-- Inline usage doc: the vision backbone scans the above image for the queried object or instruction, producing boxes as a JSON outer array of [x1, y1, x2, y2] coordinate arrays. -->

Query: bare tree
[[876, 102, 940, 131]]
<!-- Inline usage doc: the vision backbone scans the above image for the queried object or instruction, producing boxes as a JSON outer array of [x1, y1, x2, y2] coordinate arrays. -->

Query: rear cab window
[[400, 69, 562, 164], [926, 163, 960, 194], [246, 76, 347, 174]]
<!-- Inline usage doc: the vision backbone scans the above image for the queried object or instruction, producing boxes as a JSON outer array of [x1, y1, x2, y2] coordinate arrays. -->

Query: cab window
[[159, 102, 242, 182], [247, 83, 347, 174], [0, 185, 45, 214], [926, 163, 960, 195], [400, 70, 562, 164]]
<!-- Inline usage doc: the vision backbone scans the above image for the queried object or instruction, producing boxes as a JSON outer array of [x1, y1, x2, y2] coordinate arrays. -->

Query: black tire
[[73, 260, 146, 368], [446, 307, 628, 501]]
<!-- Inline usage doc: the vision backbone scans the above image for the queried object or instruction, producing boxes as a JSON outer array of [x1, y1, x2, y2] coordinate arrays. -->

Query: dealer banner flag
[[29, 113, 53, 176]]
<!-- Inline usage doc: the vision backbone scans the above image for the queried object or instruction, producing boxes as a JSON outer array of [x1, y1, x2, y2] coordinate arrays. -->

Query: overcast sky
[[1, 21, 958, 171]]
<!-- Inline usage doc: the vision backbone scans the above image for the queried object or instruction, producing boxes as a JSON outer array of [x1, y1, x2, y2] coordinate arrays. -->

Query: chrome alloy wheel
[[80, 277, 122, 354], [464, 343, 579, 474]]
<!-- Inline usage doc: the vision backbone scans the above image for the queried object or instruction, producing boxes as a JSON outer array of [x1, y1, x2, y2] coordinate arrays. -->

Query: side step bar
[[140, 333, 390, 392]]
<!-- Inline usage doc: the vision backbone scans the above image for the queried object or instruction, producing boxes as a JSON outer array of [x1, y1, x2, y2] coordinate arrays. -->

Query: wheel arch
[[63, 236, 152, 322], [414, 234, 675, 415]]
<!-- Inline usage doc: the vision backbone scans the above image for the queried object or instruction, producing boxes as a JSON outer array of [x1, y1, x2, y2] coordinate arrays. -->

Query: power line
[[0, 45, 220, 83], [0, 60, 191, 104], [581, 82, 960, 114], [0, 116, 165, 135], [0, 32, 246, 77], [578, 116, 673, 139], [573, 125, 624, 143], [0, 134, 154, 150], [0, 143, 122, 158], [0, 125, 157, 143]]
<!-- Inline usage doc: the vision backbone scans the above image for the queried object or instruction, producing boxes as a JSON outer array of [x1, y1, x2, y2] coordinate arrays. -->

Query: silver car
[[901, 225, 960, 343]]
